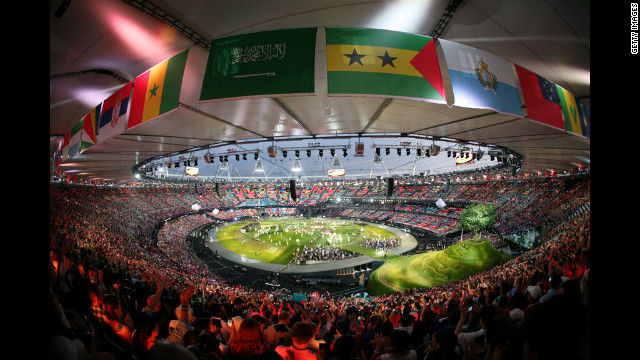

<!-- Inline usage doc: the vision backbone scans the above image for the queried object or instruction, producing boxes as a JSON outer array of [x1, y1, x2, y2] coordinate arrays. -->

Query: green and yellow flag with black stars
[[326, 27, 446, 103]]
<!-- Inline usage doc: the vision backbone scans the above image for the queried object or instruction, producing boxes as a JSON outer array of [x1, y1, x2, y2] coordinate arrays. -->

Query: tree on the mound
[[459, 203, 497, 239]]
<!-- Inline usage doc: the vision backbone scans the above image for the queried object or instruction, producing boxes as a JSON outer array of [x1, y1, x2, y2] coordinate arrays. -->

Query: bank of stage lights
[[165, 144, 501, 169]]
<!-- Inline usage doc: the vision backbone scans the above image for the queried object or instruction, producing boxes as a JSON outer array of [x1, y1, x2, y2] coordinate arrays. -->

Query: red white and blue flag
[[98, 81, 133, 144]]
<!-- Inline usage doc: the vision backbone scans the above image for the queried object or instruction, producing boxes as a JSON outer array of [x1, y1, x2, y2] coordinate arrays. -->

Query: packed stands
[[50, 175, 590, 360]]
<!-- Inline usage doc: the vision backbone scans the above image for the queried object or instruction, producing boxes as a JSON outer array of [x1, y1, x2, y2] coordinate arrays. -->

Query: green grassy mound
[[216, 218, 397, 265], [367, 239, 510, 295]]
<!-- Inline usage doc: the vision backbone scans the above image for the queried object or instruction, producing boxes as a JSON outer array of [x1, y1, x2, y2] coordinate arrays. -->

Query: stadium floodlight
[[292, 158, 303, 172], [254, 158, 264, 172]]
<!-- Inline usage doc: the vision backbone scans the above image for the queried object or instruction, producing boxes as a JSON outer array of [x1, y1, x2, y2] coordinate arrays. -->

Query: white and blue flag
[[439, 39, 523, 117]]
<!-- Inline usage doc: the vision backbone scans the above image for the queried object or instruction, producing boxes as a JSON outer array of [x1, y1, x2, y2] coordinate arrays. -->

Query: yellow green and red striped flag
[[128, 49, 190, 130], [326, 28, 446, 103]]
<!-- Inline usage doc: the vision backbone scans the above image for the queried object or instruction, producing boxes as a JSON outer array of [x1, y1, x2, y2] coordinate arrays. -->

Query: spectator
[[424, 330, 460, 360], [226, 317, 281, 360], [208, 302, 231, 346], [373, 329, 416, 360], [523, 285, 542, 319], [264, 310, 292, 347], [326, 334, 357, 360], [102, 293, 135, 349], [275, 321, 318, 360], [539, 273, 562, 304], [133, 312, 163, 359], [229, 298, 246, 318], [188, 318, 224, 359]]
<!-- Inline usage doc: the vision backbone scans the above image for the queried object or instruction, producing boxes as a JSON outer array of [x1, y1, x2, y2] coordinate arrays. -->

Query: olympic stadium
[[49, 1, 592, 359]]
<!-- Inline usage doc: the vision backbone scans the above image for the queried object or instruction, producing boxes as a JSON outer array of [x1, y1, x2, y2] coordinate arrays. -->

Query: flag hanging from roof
[[53, 141, 63, 175], [99, 81, 133, 144], [65, 119, 84, 160], [555, 84, 584, 137], [200, 28, 317, 100], [80, 103, 102, 153], [62, 129, 71, 161], [128, 48, 190, 130], [577, 101, 590, 139], [514, 64, 564, 130], [326, 27, 446, 103], [439, 39, 523, 117]]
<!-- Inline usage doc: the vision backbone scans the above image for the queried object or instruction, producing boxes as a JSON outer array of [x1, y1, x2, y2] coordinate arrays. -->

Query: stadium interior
[[49, 1, 592, 360]]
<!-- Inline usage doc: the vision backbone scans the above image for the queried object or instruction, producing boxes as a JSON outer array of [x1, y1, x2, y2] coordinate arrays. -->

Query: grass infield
[[216, 217, 510, 295], [367, 239, 511, 295], [216, 217, 397, 264]]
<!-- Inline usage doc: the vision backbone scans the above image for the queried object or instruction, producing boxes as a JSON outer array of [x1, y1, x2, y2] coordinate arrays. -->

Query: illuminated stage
[[205, 219, 418, 274]]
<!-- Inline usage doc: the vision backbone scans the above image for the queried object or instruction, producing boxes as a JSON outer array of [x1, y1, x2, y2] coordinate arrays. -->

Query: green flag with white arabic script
[[200, 28, 317, 100]]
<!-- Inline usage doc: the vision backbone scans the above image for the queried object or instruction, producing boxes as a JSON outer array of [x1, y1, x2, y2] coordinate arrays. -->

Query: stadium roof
[[50, 0, 590, 184]]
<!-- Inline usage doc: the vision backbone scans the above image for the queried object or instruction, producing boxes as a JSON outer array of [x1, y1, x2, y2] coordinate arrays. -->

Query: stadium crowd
[[50, 176, 590, 360]]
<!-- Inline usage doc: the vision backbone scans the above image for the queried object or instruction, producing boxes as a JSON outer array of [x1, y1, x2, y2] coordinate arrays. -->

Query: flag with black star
[[326, 27, 446, 103]]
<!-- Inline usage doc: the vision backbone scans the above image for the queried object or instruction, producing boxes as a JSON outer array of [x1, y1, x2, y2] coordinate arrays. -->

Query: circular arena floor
[[205, 219, 418, 274]]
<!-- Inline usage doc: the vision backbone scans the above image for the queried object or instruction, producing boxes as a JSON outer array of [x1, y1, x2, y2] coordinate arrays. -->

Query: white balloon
[[191, 204, 201, 211], [212, 208, 220, 215], [436, 198, 446, 208]]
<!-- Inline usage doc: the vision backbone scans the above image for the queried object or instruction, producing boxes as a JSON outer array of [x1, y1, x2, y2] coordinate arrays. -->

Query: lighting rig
[[267, 142, 354, 158]]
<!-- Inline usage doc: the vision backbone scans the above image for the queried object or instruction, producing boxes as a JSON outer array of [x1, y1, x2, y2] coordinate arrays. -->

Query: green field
[[217, 218, 511, 295], [216, 217, 397, 264], [367, 239, 511, 295]]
